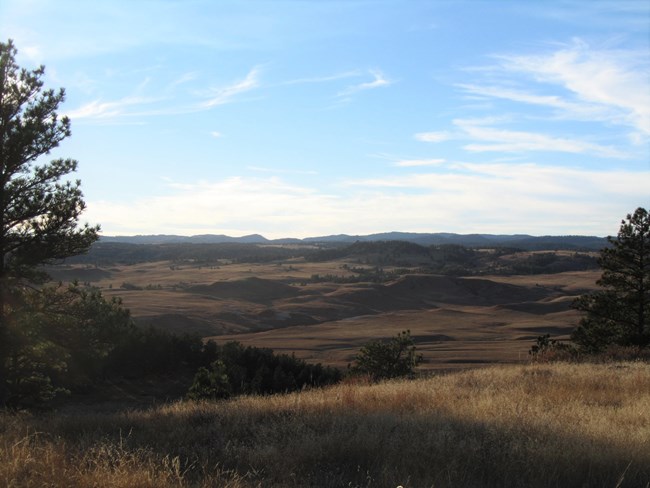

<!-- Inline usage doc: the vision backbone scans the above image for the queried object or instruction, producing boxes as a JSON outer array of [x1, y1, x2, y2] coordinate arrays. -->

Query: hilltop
[[100, 231, 608, 250]]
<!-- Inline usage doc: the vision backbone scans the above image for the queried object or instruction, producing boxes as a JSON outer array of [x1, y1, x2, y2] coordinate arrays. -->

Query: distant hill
[[100, 232, 607, 250]]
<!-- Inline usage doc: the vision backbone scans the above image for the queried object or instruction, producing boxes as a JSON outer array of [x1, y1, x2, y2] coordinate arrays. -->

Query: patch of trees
[[187, 341, 341, 400], [531, 208, 649, 360], [308, 240, 432, 265], [506, 252, 598, 275], [64, 242, 312, 266], [4, 283, 341, 408], [308, 241, 598, 277]]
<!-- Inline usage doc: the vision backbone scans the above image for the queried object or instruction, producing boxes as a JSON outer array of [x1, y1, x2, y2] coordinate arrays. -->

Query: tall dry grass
[[1, 361, 649, 487]]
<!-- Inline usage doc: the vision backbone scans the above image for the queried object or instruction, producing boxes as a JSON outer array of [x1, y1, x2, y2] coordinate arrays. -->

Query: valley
[[49, 243, 600, 370]]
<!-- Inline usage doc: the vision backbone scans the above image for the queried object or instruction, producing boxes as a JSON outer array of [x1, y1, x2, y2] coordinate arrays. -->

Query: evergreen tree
[[572, 207, 650, 352], [0, 40, 99, 406]]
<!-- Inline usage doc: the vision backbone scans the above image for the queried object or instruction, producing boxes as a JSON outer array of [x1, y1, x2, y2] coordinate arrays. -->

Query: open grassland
[[2, 362, 648, 487], [48, 259, 599, 370]]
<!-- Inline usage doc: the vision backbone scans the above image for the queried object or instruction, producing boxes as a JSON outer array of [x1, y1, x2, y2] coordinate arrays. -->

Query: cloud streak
[[65, 65, 264, 122], [455, 119, 626, 158], [497, 40, 650, 135], [202, 66, 262, 108], [415, 118, 625, 158], [394, 158, 445, 167], [336, 69, 393, 98], [466, 39, 650, 137], [65, 96, 158, 120], [414, 132, 452, 143]]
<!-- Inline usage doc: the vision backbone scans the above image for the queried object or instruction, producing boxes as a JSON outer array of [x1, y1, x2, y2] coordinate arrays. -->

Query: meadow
[[2, 361, 648, 487]]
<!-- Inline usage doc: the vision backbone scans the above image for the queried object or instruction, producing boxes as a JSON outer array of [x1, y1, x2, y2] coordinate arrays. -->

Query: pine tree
[[0, 40, 99, 405], [572, 207, 650, 352]]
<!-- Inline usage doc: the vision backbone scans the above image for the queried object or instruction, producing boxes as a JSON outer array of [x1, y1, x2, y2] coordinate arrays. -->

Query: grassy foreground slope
[[2, 361, 648, 488]]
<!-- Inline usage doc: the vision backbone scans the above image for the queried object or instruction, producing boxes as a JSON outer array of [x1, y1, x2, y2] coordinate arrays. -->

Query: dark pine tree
[[572, 207, 650, 352], [0, 40, 99, 406]]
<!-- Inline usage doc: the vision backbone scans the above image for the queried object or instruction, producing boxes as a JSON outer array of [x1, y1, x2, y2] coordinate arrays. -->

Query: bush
[[350, 330, 422, 381], [187, 360, 232, 400], [528, 334, 577, 363]]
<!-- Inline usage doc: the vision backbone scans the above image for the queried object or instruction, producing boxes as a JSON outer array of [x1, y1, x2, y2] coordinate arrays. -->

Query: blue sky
[[1, 0, 648, 238]]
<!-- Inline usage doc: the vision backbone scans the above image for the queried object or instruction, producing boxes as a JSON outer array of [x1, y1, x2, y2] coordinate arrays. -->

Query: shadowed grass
[[2, 362, 649, 487]]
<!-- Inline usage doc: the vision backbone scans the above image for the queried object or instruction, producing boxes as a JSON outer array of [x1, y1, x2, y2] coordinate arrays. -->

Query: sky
[[1, 0, 649, 239]]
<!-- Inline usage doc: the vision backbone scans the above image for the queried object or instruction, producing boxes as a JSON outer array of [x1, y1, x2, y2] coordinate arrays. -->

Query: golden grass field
[[2, 362, 648, 487], [47, 257, 599, 370]]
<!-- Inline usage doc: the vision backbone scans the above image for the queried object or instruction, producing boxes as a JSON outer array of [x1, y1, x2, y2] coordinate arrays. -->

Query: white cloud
[[283, 70, 361, 85], [168, 71, 198, 89], [454, 119, 626, 158], [493, 39, 650, 136], [337, 69, 393, 98], [65, 96, 156, 119], [456, 83, 605, 120], [414, 131, 452, 143], [210, 131, 223, 138], [86, 166, 649, 238], [394, 158, 445, 167], [202, 67, 261, 108], [414, 117, 627, 158], [439, 40, 650, 159]]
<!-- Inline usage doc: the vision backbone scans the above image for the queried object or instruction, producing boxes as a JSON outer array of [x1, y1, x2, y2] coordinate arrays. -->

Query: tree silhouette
[[572, 207, 649, 352], [0, 40, 99, 405], [351, 330, 422, 381]]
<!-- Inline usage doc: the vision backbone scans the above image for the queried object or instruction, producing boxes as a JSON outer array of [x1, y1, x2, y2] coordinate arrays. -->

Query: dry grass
[[2, 361, 649, 487], [48, 261, 601, 369]]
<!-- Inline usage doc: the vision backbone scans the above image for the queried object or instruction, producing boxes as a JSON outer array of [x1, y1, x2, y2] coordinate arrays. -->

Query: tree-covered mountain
[[100, 232, 607, 250]]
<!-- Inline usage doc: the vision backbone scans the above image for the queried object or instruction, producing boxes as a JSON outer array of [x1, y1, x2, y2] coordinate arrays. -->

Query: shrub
[[186, 360, 232, 400], [350, 330, 422, 381]]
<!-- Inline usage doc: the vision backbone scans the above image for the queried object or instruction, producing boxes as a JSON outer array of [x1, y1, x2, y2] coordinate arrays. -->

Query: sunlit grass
[[2, 361, 648, 487]]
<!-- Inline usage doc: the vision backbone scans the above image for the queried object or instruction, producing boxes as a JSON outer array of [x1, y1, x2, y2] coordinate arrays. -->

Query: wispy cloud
[[337, 69, 393, 98], [168, 71, 199, 89], [457, 83, 602, 119], [423, 39, 650, 161], [477, 39, 650, 137], [65, 96, 158, 120], [415, 113, 629, 159], [414, 132, 452, 143], [454, 118, 626, 158], [394, 158, 445, 167], [202, 66, 262, 108], [65, 65, 264, 122], [283, 70, 361, 85], [247, 166, 318, 175]]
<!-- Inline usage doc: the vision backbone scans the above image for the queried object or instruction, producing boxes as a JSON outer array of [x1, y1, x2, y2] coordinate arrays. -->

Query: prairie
[[47, 253, 599, 370], [2, 362, 648, 487]]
